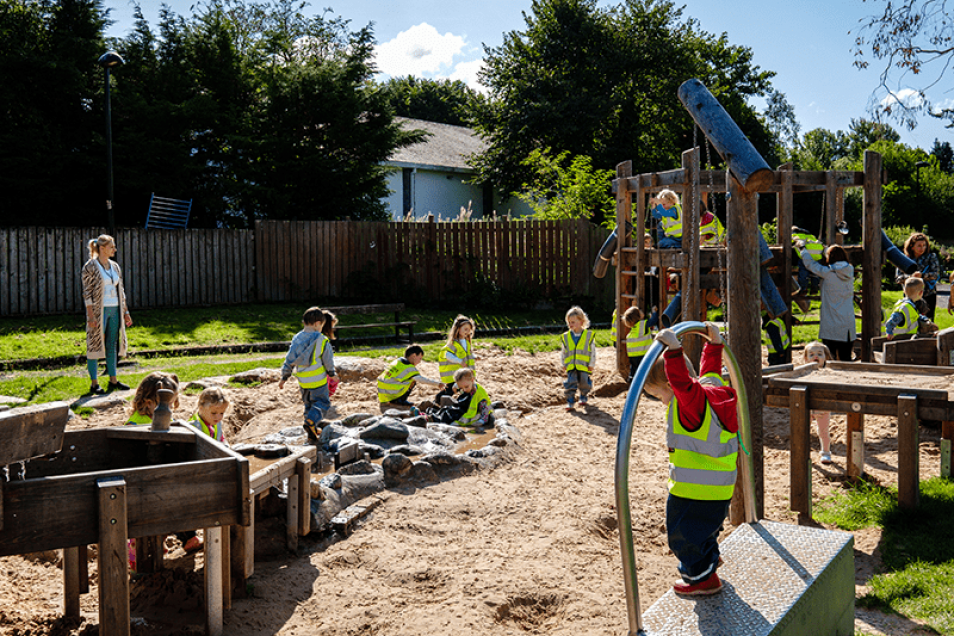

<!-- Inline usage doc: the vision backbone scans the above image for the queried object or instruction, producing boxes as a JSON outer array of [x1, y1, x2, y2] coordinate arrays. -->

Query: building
[[384, 118, 532, 220]]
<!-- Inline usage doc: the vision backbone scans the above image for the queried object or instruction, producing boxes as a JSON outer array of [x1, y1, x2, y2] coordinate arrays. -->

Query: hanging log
[[678, 79, 773, 193]]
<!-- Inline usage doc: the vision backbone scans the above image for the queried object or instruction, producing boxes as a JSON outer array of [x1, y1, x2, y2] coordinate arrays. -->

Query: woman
[[798, 243, 855, 361], [896, 232, 940, 321], [82, 235, 133, 394]]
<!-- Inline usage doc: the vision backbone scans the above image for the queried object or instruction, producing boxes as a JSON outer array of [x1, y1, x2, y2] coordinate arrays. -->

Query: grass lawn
[[816, 478, 954, 635]]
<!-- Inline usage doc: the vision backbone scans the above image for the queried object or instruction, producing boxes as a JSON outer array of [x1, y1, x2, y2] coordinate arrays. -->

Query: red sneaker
[[673, 572, 722, 596], [183, 536, 204, 553]]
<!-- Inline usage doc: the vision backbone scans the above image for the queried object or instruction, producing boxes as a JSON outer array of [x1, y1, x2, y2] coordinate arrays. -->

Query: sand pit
[[0, 344, 943, 636]]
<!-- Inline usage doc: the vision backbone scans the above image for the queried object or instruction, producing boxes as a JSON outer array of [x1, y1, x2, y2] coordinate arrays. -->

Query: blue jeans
[[87, 305, 120, 380], [796, 264, 820, 294], [300, 384, 331, 424], [666, 494, 730, 583], [563, 370, 592, 403], [657, 236, 682, 249]]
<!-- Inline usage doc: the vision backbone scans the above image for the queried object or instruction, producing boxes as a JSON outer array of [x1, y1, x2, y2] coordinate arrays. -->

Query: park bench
[[325, 303, 416, 344]]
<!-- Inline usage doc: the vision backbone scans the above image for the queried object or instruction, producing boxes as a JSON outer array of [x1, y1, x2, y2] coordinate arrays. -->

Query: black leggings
[[822, 338, 853, 362]]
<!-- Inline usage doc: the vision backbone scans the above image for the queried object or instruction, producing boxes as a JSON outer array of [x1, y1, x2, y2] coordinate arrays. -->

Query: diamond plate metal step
[[640, 520, 854, 636]]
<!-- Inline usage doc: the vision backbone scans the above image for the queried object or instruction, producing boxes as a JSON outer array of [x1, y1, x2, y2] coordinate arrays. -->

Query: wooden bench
[[324, 303, 416, 344]]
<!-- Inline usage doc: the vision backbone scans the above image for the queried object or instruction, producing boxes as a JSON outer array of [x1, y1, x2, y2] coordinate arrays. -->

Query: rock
[[230, 368, 280, 384], [231, 443, 256, 455], [359, 442, 386, 459], [383, 407, 412, 417], [491, 401, 506, 409], [320, 473, 342, 490], [408, 461, 438, 483], [466, 447, 497, 459], [359, 419, 409, 441], [424, 451, 464, 467], [388, 445, 423, 457], [338, 459, 377, 476], [335, 357, 384, 382], [382, 453, 413, 482], [310, 470, 386, 530], [488, 437, 509, 447], [403, 415, 427, 428], [426, 423, 467, 440], [309, 479, 325, 500], [184, 379, 225, 391], [71, 393, 127, 410], [320, 423, 353, 446], [341, 412, 374, 427], [0, 395, 26, 405], [254, 443, 287, 458]]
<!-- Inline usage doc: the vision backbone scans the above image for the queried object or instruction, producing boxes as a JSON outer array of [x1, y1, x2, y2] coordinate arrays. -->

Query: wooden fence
[[3, 220, 611, 317]]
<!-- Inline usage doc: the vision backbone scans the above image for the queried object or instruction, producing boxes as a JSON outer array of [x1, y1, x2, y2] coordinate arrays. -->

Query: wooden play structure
[[0, 402, 250, 636]]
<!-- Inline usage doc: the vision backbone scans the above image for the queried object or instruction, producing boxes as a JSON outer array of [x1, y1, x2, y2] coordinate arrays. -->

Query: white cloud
[[449, 58, 487, 94], [930, 98, 954, 115], [880, 88, 925, 109], [375, 23, 466, 77]]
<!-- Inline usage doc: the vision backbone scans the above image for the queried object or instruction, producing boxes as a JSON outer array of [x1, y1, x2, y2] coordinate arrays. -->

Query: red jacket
[[664, 343, 738, 434]]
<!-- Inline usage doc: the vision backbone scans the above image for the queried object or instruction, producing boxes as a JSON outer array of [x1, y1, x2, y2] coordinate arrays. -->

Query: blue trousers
[[301, 384, 331, 424], [666, 494, 730, 583], [87, 305, 120, 380], [563, 370, 591, 403], [657, 236, 682, 249]]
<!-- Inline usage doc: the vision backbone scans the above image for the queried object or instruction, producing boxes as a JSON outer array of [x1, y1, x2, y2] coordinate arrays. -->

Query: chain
[[705, 136, 728, 335]]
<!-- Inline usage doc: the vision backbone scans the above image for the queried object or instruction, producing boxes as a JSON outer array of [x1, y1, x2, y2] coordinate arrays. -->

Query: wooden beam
[[297, 458, 311, 537], [97, 477, 129, 636], [286, 473, 299, 552], [0, 401, 69, 466], [862, 151, 883, 362], [63, 546, 81, 618], [204, 525, 223, 636], [678, 79, 773, 192], [779, 164, 794, 363], [897, 394, 920, 510], [790, 386, 811, 518], [846, 413, 865, 480], [617, 161, 634, 379]]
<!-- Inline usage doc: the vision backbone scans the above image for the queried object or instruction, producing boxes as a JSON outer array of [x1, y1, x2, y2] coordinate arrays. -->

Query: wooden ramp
[[640, 521, 854, 636]]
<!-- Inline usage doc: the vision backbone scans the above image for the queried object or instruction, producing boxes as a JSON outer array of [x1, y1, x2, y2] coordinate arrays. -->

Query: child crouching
[[644, 322, 738, 596], [421, 368, 491, 428]]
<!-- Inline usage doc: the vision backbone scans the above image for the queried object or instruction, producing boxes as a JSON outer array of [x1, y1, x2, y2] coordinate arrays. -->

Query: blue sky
[[105, 0, 950, 151]]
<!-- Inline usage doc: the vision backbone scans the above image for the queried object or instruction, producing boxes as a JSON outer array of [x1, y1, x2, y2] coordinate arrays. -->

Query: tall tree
[[852, 0, 954, 129], [380, 76, 485, 127], [931, 139, 953, 173]]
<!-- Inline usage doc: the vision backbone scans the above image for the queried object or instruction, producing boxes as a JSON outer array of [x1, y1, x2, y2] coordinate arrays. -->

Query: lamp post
[[98, 50, 124, 235]]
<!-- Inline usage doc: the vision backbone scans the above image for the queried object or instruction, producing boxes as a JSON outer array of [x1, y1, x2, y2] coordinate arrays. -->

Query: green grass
[[816, 477, 954, 635]]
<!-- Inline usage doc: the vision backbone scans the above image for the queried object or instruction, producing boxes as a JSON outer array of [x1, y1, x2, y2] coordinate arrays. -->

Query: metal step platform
[[640, 520, 854, 636]]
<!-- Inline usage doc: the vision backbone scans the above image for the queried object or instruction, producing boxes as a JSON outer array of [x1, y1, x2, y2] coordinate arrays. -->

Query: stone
[[403, 415, 428, 428], [320, 473, 342, 490], [408, 460, 438, 483], [183, 379, 225, 391], [335, 357, 384, 382], [491, 401, 506, 409], [488, 437, 508, 447], [341, 412, 374, 427], [388, 445, 424, 457], [309, 479, 326, 500], [358, 442, 386, 459], [320, 423, 353, 446], [230, 367, 280, 384], [426, 423, 467, 440], [382, 453, 413, 481], [359, 419, 409, 441], [338, 459, 377, 476], [0, 395, 26, 405]]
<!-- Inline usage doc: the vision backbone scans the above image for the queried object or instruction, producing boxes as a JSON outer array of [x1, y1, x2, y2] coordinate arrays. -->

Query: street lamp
[[98, 50, 124, 235]]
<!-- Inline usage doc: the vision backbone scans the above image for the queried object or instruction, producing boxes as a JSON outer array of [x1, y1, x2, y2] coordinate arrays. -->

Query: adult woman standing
[[797, 243, 856, 361], [895, 232, 940, 321], [82, 235, 133, 394]]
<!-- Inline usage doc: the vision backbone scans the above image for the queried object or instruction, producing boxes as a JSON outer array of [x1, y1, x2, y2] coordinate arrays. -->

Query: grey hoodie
[[802, 253, 856, 342]]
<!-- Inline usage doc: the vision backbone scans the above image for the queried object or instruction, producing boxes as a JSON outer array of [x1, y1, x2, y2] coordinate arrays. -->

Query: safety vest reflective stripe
[[188, 412, 222, 442], [563, 329, 595, 371], [610, 310, 617, 342], [439, 340, 475, 384], [889, 298, 919, 335], [126, 412, 151, 426], [766, 317, 791, 354], [793, 233, 824, 260], [659, 204, 683, 238], [377, 359, 420, 401], [700, 215, 725, 245], [667, 396, 737, 500], [296, 336, 328, 388], [457, 383, 491, 426], [625, 320, 652, 357]]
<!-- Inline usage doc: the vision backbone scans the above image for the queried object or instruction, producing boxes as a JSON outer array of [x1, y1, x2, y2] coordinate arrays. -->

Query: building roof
[[387, 118, 485, 173]]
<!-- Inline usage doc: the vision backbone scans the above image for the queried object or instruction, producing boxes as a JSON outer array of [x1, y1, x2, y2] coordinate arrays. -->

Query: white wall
[[383, 166, 533, 220]]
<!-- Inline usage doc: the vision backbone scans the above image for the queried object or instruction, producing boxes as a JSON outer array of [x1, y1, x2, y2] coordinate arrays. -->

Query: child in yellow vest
[[188, 387, 229, 443], [126, 371, 180, 425], [279, 306, 336, 438], [885, 277, 925, 339], [422, 368, 491, 428], [561, 306, 595, 410], [621, 305, 652, 381], [439, 315, 476, 384]]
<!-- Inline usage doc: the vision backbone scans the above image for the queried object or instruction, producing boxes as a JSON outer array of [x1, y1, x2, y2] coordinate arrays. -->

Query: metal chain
[[705, 136, 729, 334]]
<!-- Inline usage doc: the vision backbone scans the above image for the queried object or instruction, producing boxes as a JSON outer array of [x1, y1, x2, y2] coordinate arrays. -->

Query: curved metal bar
[[614, 321, 757, 635]]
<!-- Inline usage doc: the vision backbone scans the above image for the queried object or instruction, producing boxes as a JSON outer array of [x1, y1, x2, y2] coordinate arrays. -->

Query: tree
[[380, 76, 485, 127], [515, 148, 615, 222], [472, 0, 776, 209], [931, 139, 953, 173], [852, 0, 954, 129], [763, 89, 800, 153]]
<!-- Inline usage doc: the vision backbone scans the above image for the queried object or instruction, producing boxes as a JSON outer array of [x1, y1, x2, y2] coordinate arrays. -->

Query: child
[[649, 189, 683, 249], [127, 371, 180, 425], [321, 310, 340, 396], [377, 344, 444, 410], [561, 306, 595, 410], [804, 342, 834, 465], [422, 368, 491, 428], [885, 277, 925, 339], [278, 306, 336, 439], [188, 387, 229, 443], [699, 200, 725, 247], [791, 226, 823, 296], [762, 314, 790, 366], [438, 315, 476, 384], [644, 322, 738, 596], [621, 305, 652, 380]]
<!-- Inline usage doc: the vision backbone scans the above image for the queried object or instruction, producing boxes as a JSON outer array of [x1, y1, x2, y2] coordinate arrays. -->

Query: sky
[[104, 0, 951, 151]]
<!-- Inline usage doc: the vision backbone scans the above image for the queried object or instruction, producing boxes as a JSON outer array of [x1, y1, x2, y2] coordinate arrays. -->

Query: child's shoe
[[820, 451, 832, 465], [183, 536, 204, 553], [579, 396, 589, 407], [565, 400, 575, 411], [303, 420, 322, 440], [673, 572, 722, 596]]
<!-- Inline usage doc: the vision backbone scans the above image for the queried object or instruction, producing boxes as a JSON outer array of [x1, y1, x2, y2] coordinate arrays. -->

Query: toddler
[[279, 306, 336, 439], [885, 277, 925, 339], [377, 344, 444, 410], [649, 189, 683, 249], [439, 315, 476, 384], [561, 306, 595, 410], [621, 305, 651, 380], [188, 387, 229, 443], [126, 371, 180, 425], [803, 342, 834, 465], [422, 368, 491, 428]]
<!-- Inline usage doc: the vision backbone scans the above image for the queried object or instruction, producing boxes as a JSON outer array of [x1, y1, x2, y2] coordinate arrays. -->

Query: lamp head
[[98, 51, 124, 69], [915, 161, 929, 168]]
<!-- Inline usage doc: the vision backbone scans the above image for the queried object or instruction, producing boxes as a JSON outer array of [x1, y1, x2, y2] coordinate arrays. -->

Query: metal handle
[[615, 321, 757, 635]]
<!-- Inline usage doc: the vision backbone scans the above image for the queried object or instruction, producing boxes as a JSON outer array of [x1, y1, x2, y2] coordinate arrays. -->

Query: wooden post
[[204, 526, 223, 636], [727, 174, 764, 524], [682, 148, 702, 368], [134, 535, 162, 573], [63, 546, 81, 618], [861, 151, 883, 363], [942, 421, 954, 479], [677, 79, 773, 193], [778, 164, 794, 363], [825, 171, 837, 245], [286, 474, 299, 551], [97, 477, 129, 636], [790, 386, 811, 519], [616, 161, 634, 379], [846, 413, 865, 479], [898, 394, 920, 510], [297, 457, 311, 537], [221, 528, 231, 611]]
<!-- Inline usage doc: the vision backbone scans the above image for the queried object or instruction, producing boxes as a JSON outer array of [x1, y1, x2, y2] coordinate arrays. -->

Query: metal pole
[[615, 321, 757, 635], [104, 66, 115, 236]]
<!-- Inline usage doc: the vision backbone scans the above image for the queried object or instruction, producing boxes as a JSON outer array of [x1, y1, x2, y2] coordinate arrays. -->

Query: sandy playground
[[0, 342, 945, 636]]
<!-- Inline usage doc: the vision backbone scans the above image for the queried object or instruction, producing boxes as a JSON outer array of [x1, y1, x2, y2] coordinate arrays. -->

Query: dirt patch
[[0, 344, 943, 636]]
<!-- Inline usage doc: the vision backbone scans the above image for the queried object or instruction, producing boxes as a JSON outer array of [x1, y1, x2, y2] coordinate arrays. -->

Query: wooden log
[[779, 164, 795, 363], [897, 394, 920, 510], [296, 457, 311, 537], [861, 151, 883, 362], [63, 546, 81, 618], [204, 525, 223, 636], [937, 327, 954, 366], [616, 161, 633, 378], [846, 413, 864, 480], [134, 535, 163, 574], [0, 401, 69, 466], [678, 79, 773, 193], [97, 477, 129, 636], [221, 525, 230, 610], [790, 386, 811, 518]]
